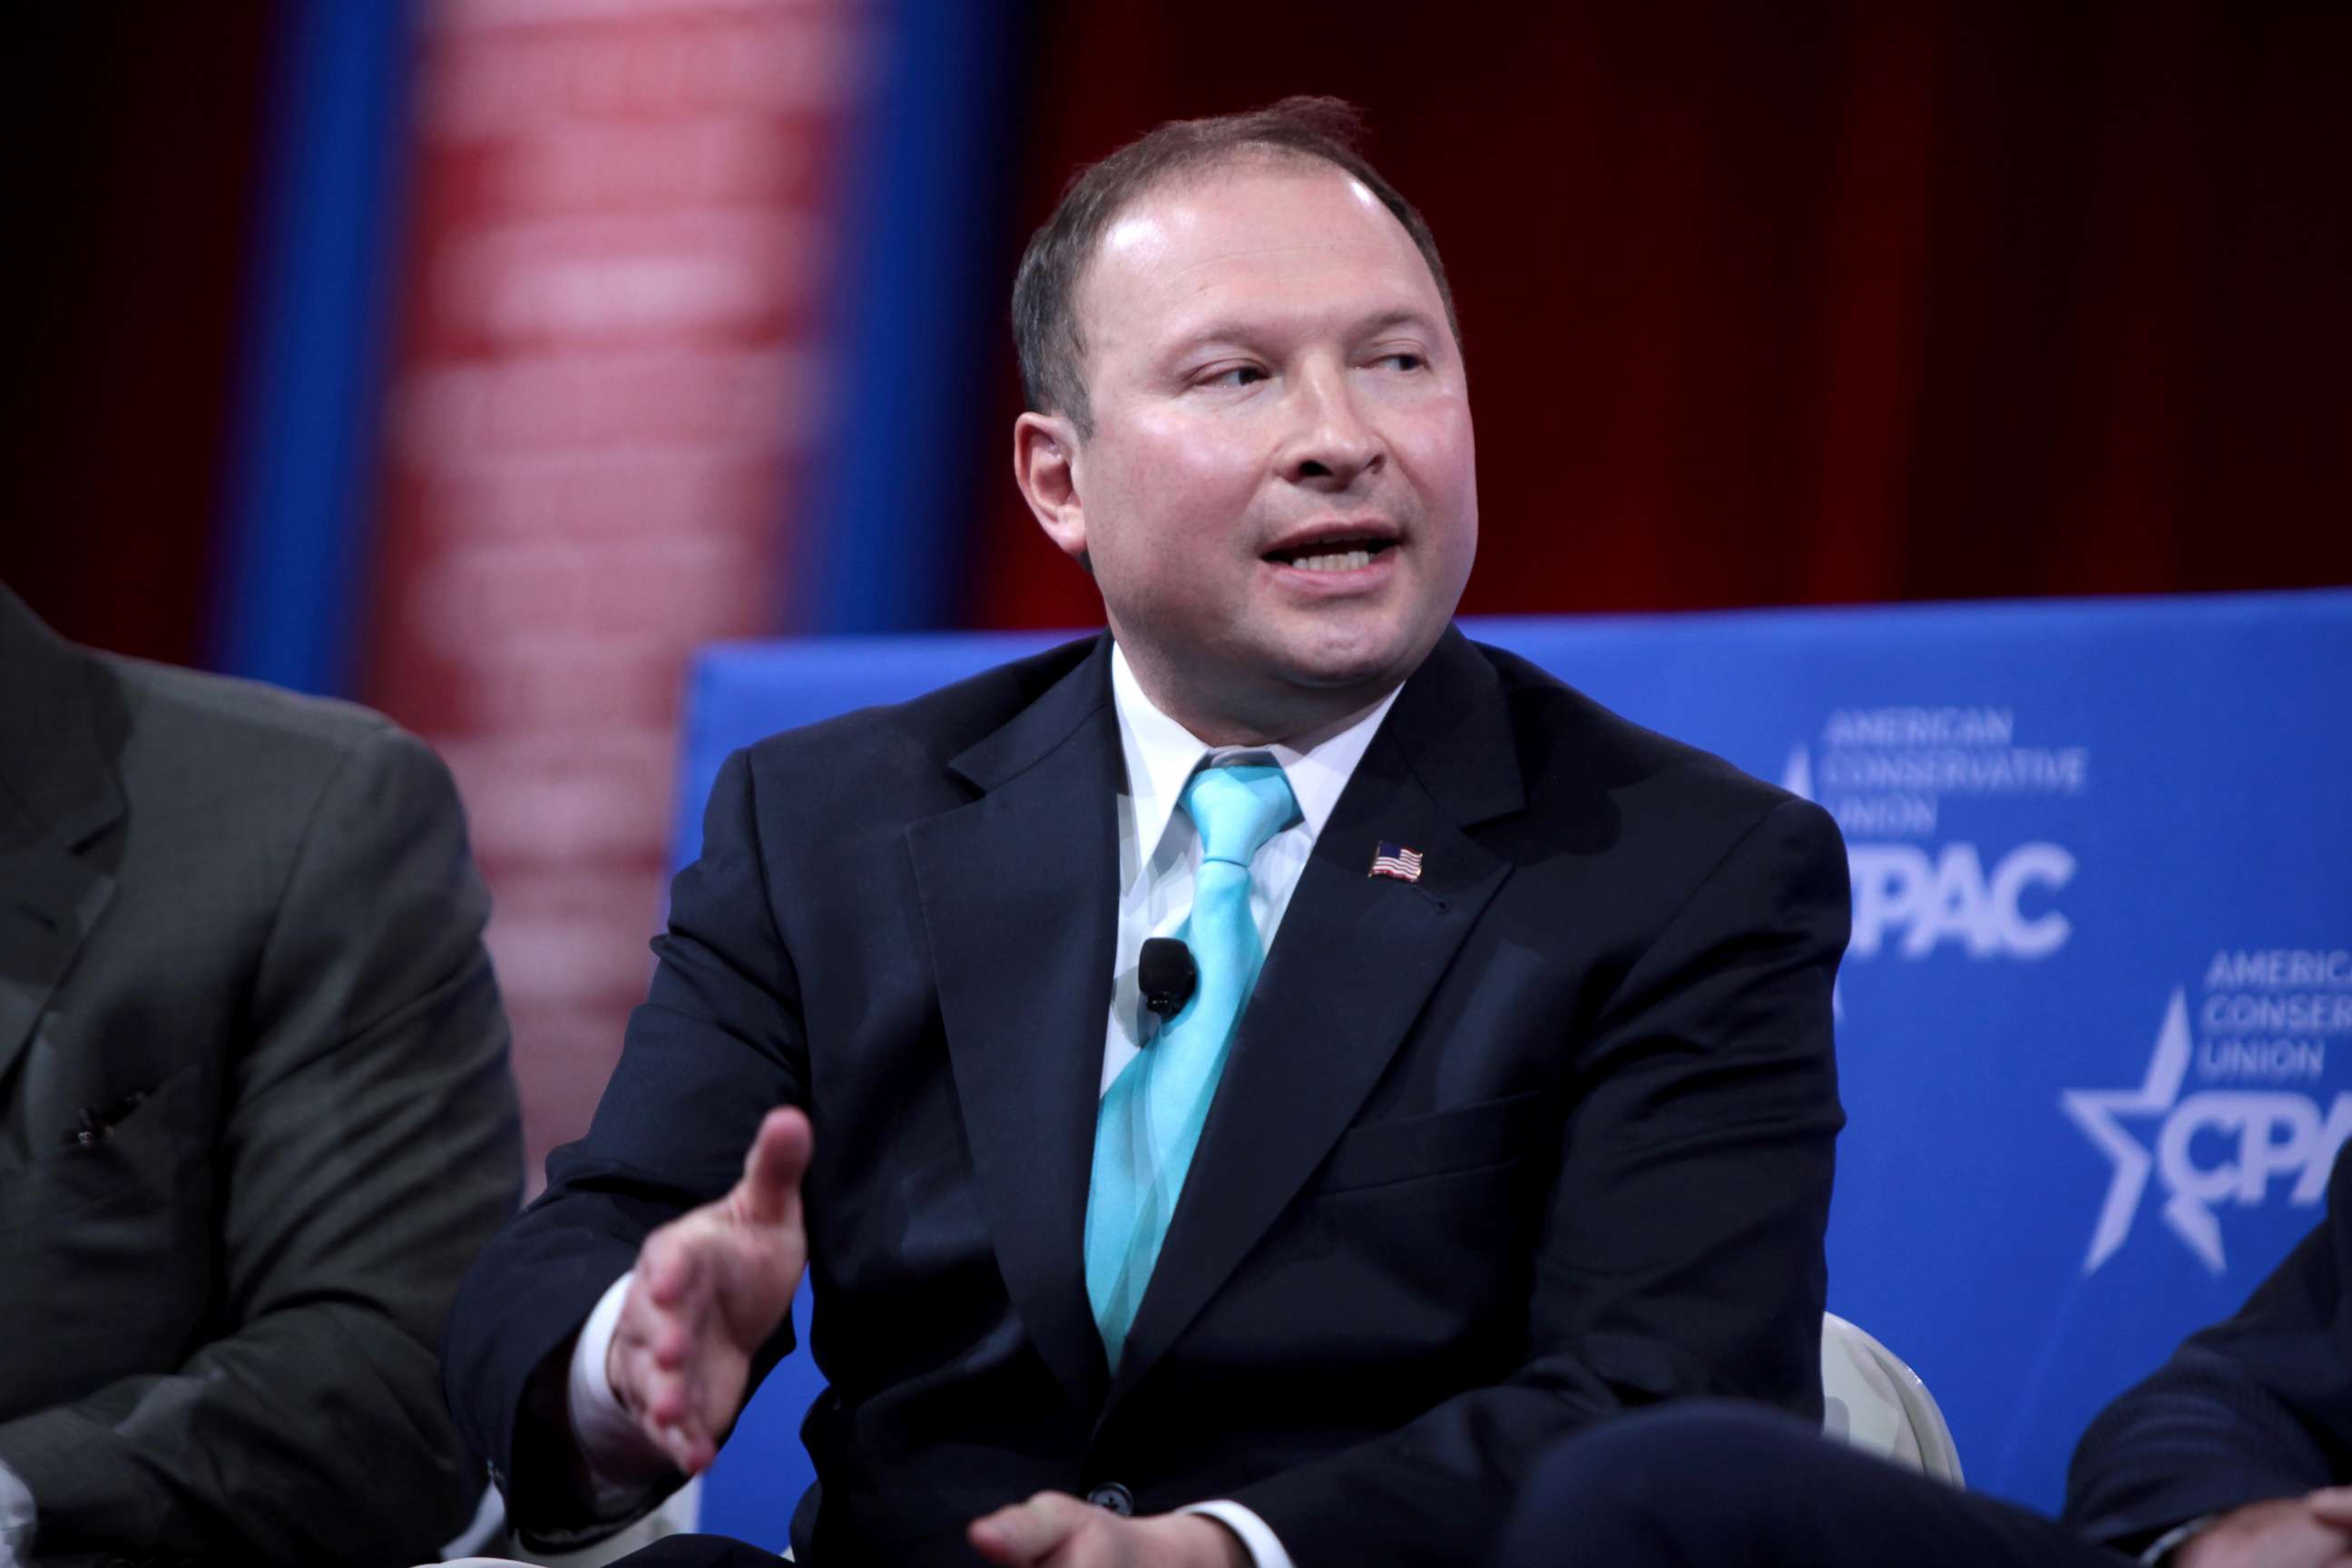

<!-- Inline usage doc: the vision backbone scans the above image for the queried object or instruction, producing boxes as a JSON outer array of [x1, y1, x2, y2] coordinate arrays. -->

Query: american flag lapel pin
[[1369, 840, 1425, 883]]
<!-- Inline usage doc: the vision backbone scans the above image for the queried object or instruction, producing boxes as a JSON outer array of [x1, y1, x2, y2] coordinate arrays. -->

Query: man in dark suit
[[445, 97, 1848, 1568], [1493, 1140, 2352, 1568], [0, 583, 523, 1566]]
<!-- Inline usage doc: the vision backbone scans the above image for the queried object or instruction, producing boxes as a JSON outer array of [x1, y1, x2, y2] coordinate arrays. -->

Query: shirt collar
[[1110, 642, 1402, 868]]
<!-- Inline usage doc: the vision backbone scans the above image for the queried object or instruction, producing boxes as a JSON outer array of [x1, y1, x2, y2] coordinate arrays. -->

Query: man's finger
[[652, 1311, 696, 1370], [637, 1350, 715, 1474], [968, 1491, 1090, 1565], [736, 1105, 814, 1227], [2308, 1486, 2352, 1526], [652, 1416, 714, 1476], [611, 1302, 675, 1414], [642, 1228, 707, 1308], [643, 1358, 692, 1426]]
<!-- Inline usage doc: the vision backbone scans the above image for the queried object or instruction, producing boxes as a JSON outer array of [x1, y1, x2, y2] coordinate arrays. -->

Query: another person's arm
[[2158, 1494, 2352, 1568], [2067, 1141, 2352, 1562]]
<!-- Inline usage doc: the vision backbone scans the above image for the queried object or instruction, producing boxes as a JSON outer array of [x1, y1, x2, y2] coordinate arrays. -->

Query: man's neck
[[1115, 646, 1403, 750]]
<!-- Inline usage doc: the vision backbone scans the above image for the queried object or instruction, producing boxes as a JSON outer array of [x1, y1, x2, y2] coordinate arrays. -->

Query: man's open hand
[[606, 1106, 811, 1475], [967, 1494, 1248, 1568], [2173, 1492, 2352, 1568]]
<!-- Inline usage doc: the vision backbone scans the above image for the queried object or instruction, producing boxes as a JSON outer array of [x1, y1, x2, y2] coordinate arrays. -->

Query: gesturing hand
[[2173, 1493, 2352, 1568], [967, 1494, 1248, 1568], [606, 1105, 812, 1475]]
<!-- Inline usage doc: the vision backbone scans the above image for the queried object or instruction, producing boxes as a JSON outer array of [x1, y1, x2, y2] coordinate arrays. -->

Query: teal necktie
[[1086, 761, 1300, 1367]]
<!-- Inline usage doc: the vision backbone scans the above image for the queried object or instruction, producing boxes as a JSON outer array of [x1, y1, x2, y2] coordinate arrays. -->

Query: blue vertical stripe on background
[[209, 0, 413, 694], [786, 0, 1033, 634]]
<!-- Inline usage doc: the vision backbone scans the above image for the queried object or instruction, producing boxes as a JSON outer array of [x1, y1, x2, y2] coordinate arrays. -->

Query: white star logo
[[2059, 989, 2223, 1275]]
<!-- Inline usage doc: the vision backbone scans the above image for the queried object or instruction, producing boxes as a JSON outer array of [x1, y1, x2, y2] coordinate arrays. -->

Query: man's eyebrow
[[1351, 307, 1444, 338], [1161, 306, 1446, 358]]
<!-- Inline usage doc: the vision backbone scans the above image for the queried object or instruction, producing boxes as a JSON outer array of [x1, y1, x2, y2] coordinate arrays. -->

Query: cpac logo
[[1847, 842, 2075, 960], [1783, 745, 2076, 961], [2063, 989, 2350, 1275]]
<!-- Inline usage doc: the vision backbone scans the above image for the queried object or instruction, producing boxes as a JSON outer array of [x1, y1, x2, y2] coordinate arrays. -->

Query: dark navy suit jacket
[[446, 627, 1849, 1566]]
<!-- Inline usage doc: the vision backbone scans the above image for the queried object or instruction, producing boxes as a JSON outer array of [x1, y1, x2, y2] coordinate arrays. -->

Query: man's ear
[[1013, 412, 1088, 566]]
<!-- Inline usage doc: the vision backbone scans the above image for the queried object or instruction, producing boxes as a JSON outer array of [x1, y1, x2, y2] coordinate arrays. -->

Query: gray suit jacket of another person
[[0, 584, 523, 1566]]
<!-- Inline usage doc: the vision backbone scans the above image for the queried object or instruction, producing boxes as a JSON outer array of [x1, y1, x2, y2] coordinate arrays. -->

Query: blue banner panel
[[678, 591, 2352, 1537], [210, 0, 409, 693]]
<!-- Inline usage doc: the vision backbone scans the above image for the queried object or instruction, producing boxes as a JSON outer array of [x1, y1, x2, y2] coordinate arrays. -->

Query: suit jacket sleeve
[[445, 747, 808, 1548], [0, 726, 522, 1567], [2063, 1142, 2352, 1550], [1229, 796, 1847, 1566]]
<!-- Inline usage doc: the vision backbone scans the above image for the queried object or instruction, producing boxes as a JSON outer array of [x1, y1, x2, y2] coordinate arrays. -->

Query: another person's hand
[[605, 1106, 812, 1475], [968, 1494, 1248, 1568], [2172, 1493, 2352, 1568]]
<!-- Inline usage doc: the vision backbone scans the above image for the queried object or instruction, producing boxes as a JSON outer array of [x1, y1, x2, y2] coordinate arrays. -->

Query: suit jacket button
[[1085, 1482, 1134, 1516]]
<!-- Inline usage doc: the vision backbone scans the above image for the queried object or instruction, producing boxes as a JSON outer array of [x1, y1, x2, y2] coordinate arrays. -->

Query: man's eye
[[1375, 351, 1426, 372], [1200, 365, 1268, 387]]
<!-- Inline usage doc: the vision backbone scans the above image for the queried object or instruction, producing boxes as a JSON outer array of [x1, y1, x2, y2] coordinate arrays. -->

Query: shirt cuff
[[2138, 1514, 2219, 1565], [1181, 1501, 1294, 1568], [566, 1269, 678, 1512], [0, 1459, 31, 1568]]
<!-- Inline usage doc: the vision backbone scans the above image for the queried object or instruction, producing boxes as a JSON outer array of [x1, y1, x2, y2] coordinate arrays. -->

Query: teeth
[[1292, 549, 1374, 573]]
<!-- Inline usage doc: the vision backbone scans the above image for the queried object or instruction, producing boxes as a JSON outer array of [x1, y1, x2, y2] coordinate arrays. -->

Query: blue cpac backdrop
[[666, 589, 2352, 1541]]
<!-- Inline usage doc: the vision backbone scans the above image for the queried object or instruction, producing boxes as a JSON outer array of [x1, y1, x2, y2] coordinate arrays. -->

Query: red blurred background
[[15, 2, 2347, 662]]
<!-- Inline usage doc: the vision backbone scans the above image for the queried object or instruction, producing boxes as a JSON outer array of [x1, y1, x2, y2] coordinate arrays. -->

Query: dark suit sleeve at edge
[[0, 726, 523, 1567], [445, 747, 808, 1550], [2063, 1142, 2352, 1550], [1230, 796, 1849, 1568]]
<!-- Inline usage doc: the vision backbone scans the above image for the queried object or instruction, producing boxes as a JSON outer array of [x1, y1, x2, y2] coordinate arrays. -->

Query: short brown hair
[[1011, 95, 1461, 437]]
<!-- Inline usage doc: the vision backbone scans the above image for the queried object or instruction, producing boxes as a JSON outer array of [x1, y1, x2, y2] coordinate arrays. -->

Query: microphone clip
[[1139, 936, 1198, 1024]]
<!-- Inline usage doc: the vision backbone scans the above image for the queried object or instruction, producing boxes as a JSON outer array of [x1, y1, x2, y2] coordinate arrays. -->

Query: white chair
[[1819, 1311, 1964, 1485]]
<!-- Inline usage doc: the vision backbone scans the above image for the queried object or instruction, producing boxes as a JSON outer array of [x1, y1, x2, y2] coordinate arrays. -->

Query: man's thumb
[[737, 1104, 812, 1227]]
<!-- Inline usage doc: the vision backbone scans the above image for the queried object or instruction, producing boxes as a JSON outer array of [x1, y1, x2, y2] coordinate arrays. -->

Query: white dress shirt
[[569, 643, 1400, 1566]]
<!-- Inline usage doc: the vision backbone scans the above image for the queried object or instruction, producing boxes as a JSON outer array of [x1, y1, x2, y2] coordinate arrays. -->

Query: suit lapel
[[1108, 630, 1525, 1405], [0, 841, 117, 1095], [0, 589, 126, 1093], [906, 637, 1122, 1406]]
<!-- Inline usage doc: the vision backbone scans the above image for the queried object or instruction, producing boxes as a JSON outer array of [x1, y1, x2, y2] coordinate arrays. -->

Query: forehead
[[1075, 157, 1441, 348]]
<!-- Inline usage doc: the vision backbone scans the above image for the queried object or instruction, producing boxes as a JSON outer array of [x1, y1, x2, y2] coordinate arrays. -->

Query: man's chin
[[1285, 612, 1449, 685], [1264, 637, 1427, 705]]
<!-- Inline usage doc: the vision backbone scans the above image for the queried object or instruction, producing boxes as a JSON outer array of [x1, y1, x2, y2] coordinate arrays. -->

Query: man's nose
[[1281, 365, 1385, 490]]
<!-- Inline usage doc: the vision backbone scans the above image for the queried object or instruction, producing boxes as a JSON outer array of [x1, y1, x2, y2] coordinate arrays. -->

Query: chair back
[[1821, 1312, 1964, 1485]]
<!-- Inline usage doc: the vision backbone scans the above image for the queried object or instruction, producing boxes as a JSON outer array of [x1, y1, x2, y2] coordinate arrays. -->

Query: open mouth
[[1263, 537, 1397, 573]]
